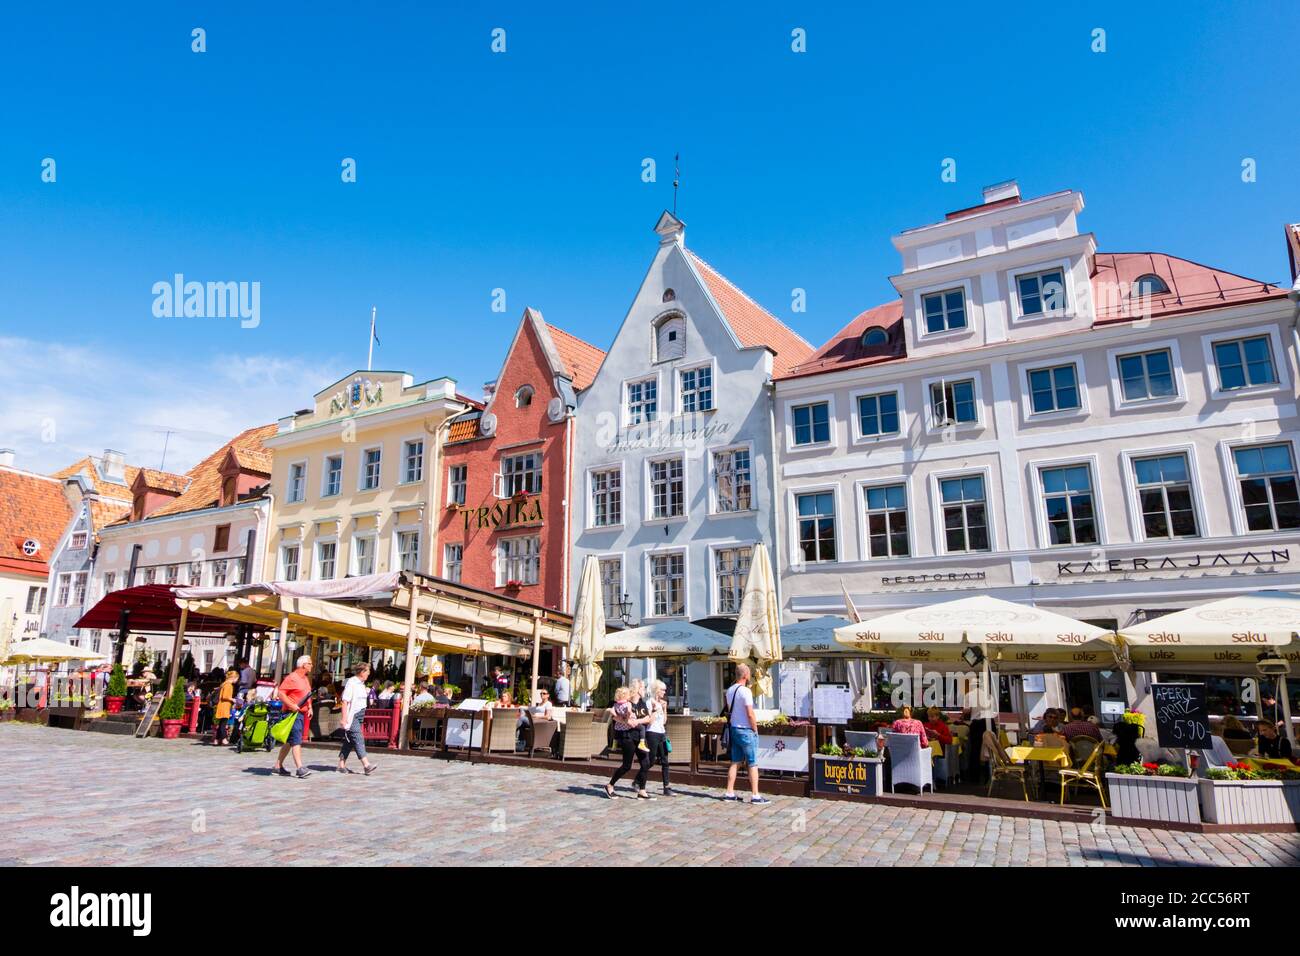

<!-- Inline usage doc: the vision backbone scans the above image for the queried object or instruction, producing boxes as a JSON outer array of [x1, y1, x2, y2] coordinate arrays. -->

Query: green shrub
[[159, 678, 187, 721], [106, 664, 128, 697]]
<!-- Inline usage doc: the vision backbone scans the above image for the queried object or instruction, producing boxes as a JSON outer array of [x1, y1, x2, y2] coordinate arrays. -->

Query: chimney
[[102, 449, 126, 483], [982, 180, 1021, 204], [0, 449, 13, 468]]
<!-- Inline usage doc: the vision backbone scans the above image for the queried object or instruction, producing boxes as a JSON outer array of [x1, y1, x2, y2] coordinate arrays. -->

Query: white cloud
[[0, 337, 336, 476]]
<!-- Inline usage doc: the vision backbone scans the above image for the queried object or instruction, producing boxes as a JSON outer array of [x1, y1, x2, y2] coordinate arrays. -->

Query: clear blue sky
[[1, 1, 1297, 472]]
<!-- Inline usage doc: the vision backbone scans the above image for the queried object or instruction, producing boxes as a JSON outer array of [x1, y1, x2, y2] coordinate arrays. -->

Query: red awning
[[74, 584, 263, 634]]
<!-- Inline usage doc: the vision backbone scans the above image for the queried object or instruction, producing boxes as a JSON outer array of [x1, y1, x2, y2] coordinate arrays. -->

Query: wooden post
[[165, 606, 189, 693], [273, 614, 289, 683], [398, 585, 420, 750], [529, 611, 542, 703]]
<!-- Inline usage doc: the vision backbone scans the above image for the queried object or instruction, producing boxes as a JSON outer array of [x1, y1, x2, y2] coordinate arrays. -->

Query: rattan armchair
[[557, 710, 595, 760], [1058, 736, 1107, 808], [982, 730, 1030, 801]]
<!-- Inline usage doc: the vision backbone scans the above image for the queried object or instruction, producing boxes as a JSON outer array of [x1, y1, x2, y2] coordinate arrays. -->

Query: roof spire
[[673, 152, 680, 216]]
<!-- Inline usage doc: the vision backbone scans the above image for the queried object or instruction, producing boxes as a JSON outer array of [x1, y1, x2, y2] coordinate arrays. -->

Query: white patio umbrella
[[781, 616, 855, 657], [568, 556, 606, 706], [2, 637, 108, 665], [833, 594, 1117, 672], [1116, 593, 1300, 671], [729, 544, 783, 698], [602, 621, 731, 658]]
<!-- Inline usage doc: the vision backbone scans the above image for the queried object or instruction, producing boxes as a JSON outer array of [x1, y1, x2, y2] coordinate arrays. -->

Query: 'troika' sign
[[461, 497, 543, 532]]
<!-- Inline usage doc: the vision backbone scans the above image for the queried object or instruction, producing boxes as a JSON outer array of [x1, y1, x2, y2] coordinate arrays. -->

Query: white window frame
[[279, 543, 301, 581], [709, 540, 756, 616], [623, 373, 662, 427], [448, 464, 468, 507], [321, 451, 345, 499], [786, 482, 842, 568], [676, 359, 717, 415], [920, 370, 986, 434], [849, 386, 906, 444], [286, 459, 308, 504], [644, 453, 687, 523], [596, 553, 625, 621], [1016, 353, 1090, 422], [783, 394, 837, 452], [1119, 444, 1209, 543], [586, 463, 625, 530], [1219, 435, 1300, 537], [927, 465, 998, 556], [72, 571, 88, 607], [853, 476, 915, 562], [708, 442, 756, 516], [1026, 455, 1107, 550], [1200, 323, 1289, 399], [393, 525, 422, 574], [912, 277, 976, 342], [69, 531, 88, 550], [643, 547, 689, 621], [351, 532, 379, 577], [400, 435, 425, 485], [497, 449, 543, 498], [314, 537, 339, 581], [1106, 338, 1186, 410], [55, 572, 72, 606], [443, 543, 464, 583], [358, 445, 383, 492], [496, 533, 540, 587], [1008, 258, 1075, 323]]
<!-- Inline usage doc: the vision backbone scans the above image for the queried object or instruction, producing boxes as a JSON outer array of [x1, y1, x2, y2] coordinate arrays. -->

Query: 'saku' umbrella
[[568, 556, 606, 704]]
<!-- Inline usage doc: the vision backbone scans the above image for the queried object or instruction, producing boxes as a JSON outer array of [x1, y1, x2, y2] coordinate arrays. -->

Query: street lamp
[[616, 592, 633, 627]]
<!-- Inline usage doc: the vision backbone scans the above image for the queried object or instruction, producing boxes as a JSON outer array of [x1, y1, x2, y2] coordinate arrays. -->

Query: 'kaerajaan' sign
[[1057, 549, 1289, 576]]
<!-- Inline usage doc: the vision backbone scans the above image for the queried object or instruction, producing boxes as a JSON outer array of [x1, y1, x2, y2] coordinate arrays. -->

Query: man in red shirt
[[273, 654, 314, 779]]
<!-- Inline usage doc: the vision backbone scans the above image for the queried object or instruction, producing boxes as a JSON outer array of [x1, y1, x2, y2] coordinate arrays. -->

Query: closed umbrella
[[729, 544, 783, 698], [568, 556, 606, 706]]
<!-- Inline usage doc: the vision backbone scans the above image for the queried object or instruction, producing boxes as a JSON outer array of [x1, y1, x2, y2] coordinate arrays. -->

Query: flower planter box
[[1106, 773, 1200, 824], [0, 710, 14, 723], [1198, 778, 1295, 825], [812, 754, 885, 798], [755, 723, 810, 737]]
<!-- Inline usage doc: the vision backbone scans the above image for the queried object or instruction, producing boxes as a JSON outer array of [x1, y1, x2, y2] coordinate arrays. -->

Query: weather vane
[[673, 152, 680, 216]]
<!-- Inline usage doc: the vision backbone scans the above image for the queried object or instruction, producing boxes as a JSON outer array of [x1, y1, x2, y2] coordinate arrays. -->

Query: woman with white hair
[[645, 679, 674, 796]]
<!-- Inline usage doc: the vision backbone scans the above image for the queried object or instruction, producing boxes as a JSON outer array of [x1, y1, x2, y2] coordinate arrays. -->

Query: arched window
[[1132, 274, 1170, 297], [515, 385, 534, 408], [861, 327, 889, 347], [654, 313, 686, 362]]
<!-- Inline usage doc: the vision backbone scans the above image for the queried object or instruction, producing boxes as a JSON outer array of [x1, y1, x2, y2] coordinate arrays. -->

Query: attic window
[[861, 328, 889, 347], [662, 289, 675, 303], [654, 313, 686, 363], [515, 385, 534, 408], [1132, 274, 1170, 297]]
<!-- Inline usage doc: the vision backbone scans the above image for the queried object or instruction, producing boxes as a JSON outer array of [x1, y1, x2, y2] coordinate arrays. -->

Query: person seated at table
[[433, 683, 453, 705], [1060, 707, 1102, 742], [496, 690, 515, 708], [890, 705, 929, 747], [1257, 720, 1293, 760], [377, 681, 397, 704], [1222, 715, 1253, 741], [411, 683, 436, 708], [953, 708, 972, 727], [924, 707, 953, 746], [1030, 709, 1062, 735], [529, 688, 554, 721]]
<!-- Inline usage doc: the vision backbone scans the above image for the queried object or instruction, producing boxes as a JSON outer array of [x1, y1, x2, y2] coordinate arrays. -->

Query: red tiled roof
[[687, 251, 814, 377], [146, 424, 276, 519], [786, 300, 906, 379], [136, 469, 190, 494], [0, 467, 73, 575], [51, 456, 138, 503], [446, 413, 482, 444], [1092, 252, 1289, 324], [548, 325, 606, 391]]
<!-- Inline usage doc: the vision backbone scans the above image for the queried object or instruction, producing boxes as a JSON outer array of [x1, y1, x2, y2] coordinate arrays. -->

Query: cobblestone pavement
[[3, 724, 1298, 867]]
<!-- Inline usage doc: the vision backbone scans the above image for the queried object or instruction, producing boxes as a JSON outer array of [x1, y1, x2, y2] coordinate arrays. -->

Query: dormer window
[[922, 289, 966, 334], [515, 385, 534, 408], [1132, 274, 1170, 297], [1016, 268, 1068, 317], [654, 313, 686, 362], [861, 327, 889, 347]]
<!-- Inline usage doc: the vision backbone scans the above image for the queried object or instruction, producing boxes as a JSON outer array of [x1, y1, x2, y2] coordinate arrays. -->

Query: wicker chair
[[884, 732, 934, 794], [982, 730, 1030, 801], [590, 708, 613, 757], [557, 710, 595, 760], [487, 707, 522, 753], [1059, 735, 1107, 808], [526, 714, 559, 757], [665, 715, 693, 764]]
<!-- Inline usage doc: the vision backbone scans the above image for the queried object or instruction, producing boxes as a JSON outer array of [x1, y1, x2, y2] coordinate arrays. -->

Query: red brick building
[[437, 309, 604, 645]]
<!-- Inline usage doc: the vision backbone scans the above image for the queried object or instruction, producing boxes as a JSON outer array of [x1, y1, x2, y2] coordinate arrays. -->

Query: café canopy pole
[[398, 585, 420, 750], [165, 606, 189, 693]]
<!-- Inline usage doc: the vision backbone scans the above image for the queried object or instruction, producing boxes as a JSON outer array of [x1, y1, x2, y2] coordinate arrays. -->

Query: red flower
[[1142, 762, 1159, 771]]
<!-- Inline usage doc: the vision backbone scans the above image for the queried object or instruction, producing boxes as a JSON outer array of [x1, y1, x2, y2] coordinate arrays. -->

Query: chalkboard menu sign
[[1151, 683, 1211, 750]]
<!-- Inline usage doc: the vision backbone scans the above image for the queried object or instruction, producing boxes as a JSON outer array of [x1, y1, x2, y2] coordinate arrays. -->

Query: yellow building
[[263, 371, 470, 586]]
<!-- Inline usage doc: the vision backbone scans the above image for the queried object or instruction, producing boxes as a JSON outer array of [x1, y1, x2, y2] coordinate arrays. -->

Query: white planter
[[1285, 781, 1300, 822], [1106, 773, 1201, 824], [1198, 778, 1294, 825]]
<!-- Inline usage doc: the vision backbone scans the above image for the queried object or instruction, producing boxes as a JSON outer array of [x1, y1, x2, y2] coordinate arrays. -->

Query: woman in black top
[[1257, 721, 1293, 760]]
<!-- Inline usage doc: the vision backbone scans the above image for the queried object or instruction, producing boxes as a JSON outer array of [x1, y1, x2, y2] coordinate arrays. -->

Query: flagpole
[[368, 307, 376, 371]]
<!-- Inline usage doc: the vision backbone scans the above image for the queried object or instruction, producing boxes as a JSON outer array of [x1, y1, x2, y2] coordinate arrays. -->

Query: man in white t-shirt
[[723, 664, 769, 805], [554, 665, 571, 706], [337, 662, 377, 776]]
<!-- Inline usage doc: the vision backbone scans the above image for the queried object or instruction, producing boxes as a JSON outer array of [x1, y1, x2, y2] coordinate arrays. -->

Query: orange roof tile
[[51, 456, 139, 503], [548, 324, 606, 391], [136, 469, 190, 494], [446, 413, 483, 444], [131, 424, 277, 521], [0, 467, 73, 574], [687, 251, 814, 377]]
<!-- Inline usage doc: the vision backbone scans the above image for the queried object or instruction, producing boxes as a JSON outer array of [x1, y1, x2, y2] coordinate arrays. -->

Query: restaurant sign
[[881, 571, 987, 587], [757, 734, 810, 772], [812, 756, 884, 797], [460, 497, 543, 532], [1057, 549, 1289, 576]]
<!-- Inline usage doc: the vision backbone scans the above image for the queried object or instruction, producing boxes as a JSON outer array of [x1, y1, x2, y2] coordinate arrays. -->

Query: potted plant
[[0, 698, 12, 722], [756, 713, 811, 737], [1106, 761, 1199, 824], [158, 678, 187, 739], [813, 741, 885, 797], [1118, 710, 1147, 735], [104, 664, 128, 714], [1198, 763, 1296, 825]]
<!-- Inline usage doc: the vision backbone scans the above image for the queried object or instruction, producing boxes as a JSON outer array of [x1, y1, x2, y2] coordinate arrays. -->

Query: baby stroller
[[234, 698, 282, 753]]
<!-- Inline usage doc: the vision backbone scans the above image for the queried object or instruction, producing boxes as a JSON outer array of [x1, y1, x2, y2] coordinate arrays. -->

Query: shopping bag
[[269, 712, 298, 745]]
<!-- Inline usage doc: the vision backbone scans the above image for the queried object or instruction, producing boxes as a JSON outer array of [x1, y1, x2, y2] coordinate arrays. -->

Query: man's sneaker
[[274, 767, 292, 777], [749, 796, 772, 806], [722, 793, 740, 802], [296, 768, 312, 779]]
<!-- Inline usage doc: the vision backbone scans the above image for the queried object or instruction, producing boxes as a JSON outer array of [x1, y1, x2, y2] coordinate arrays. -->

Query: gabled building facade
[[0, 450, 73, 655], [570, 212, 813, 708], [775, 181, 1300, 719]]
